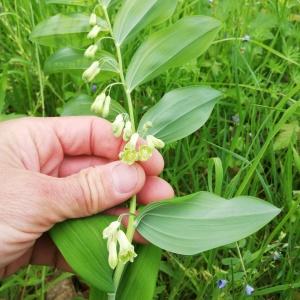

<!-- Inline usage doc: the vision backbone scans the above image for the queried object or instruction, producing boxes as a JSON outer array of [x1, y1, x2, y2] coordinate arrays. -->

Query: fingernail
[[112, 163, 138, 193]]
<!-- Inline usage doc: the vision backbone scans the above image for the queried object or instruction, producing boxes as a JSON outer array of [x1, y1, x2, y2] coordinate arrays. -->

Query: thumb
[[51, 161, 145, 220]]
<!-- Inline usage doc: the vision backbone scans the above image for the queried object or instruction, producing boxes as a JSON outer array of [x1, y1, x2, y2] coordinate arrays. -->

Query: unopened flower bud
[[89, 13, 97, 26], [123, 121, 133, 141], [87, 25, 101, 39], [84, 44, 98, 58], [146, 135, 165, 149], [117, 230, 137, 264], [91, 93, 106, 114], [102, 95, 111, 118], [138, 145, 153, 161], [108, 239, 118, 269], [112, 114, 125, 137], [82, 61, 100, 82]]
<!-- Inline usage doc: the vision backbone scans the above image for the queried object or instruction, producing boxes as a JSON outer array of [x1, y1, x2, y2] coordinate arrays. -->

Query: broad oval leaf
[[59, 94, 126, 121], [46, 0, 94, 5], [138, 86, 221, 144], [125, 16, 221, 91], [30, 14, 107, 48], [89, 245, 161, 299], [113, 0, 177, 46], [44, 48, 119, 80], [136, 192, 280, 255], [50, 215, 115, 292], [117, 245, 161, 300]]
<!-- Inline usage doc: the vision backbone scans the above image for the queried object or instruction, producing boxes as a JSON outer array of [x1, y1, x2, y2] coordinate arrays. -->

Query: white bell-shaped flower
[[102, 95, 111, 118], [127, 133, 139, 150], [123, 121, 133, 141], [146, 135, 165, 149], [91, 93, 106, 114], [107, 238, 118, 269], [82, 61, 100, 82], [84, 44, 98, 58], [103, 220, 121, 241], [89, 13, 97, 26], [117, 230, 137, 264], [87, 25, 101, 39], [112, 114, 125, 137]]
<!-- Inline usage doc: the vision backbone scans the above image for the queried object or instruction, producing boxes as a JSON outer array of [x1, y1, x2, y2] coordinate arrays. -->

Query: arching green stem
[[102, 4, 137, 296]]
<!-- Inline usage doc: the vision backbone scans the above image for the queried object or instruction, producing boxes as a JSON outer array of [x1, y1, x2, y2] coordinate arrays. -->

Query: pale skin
[[0, 117, 174, 278]]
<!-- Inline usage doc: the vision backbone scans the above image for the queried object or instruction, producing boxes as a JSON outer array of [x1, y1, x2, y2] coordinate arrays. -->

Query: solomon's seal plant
[[31, 0, 280, 299]]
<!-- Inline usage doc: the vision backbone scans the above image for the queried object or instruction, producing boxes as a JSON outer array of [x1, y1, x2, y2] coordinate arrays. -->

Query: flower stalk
[[102, 4, 137, 294]]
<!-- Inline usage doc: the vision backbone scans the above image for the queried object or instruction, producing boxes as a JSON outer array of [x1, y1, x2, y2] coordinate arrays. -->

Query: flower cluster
[[103, 221, 137, 269], [112, 114, 165, 165], [81, 13, 104, 82], [91, 92, 111, 117]]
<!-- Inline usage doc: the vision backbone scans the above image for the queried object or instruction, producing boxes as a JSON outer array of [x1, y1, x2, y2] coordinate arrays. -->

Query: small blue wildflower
[[245, 284, 254, 296], [243, 35, 251, 42], [217, 279, 228, 289], [91, 84, 97, 93]]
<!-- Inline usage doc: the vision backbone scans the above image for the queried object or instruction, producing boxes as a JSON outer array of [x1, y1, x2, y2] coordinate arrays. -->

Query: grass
[[0, 0, 300, 299]]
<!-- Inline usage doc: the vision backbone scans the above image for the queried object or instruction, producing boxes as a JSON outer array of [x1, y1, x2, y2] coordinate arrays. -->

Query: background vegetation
[[0, 0, 300, 299]]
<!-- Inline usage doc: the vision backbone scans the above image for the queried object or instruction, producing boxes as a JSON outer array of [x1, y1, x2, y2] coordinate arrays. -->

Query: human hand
[[0, 117, 174, 277]]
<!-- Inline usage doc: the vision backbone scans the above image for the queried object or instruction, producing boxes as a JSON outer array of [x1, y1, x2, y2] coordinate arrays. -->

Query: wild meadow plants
[[0, 0, 300, 299]]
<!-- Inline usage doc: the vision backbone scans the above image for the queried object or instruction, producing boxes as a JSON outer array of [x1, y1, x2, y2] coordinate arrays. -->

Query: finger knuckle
[[77, 167, 109, 215]]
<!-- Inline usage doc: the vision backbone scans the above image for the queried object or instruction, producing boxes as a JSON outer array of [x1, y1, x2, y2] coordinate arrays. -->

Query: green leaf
[[59, 94, 126, 121], [30, 14, 107, 48], [46, 0, 94, 5], [117, 245, 161, 300], [50, 215, 115, 292], [113, 0, 177, 46], [138, 86, 221, 144], [89, 288, 107, 300], [273, 121, 299, 151], [0, 114, 26, 122], [0, 64, 8, 113], [136, 192, 280, 255], [101, 0, 113, 8], [44, 48, 119, 81], [125, 16, 221, 91]]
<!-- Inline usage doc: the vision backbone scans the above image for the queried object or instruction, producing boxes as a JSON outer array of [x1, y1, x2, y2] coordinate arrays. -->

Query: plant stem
[[107, 293, 116, 300], [236, 242, 247, 280], [115, 44, 136, 129], [102, 4, 137, 293], [102, 6, 135, 129]]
